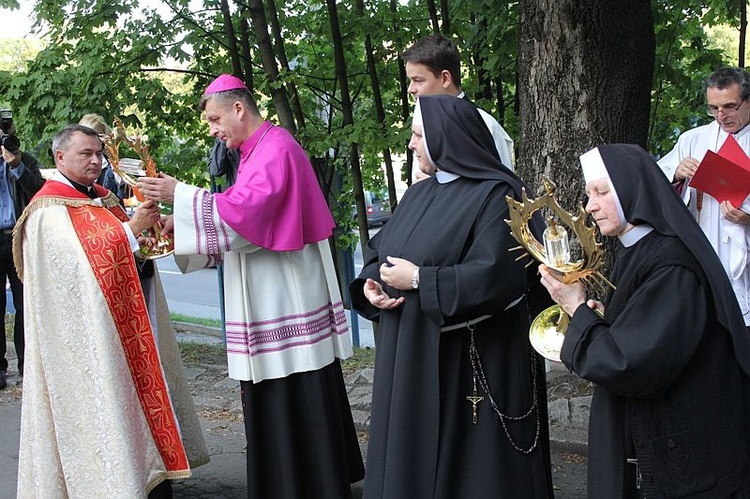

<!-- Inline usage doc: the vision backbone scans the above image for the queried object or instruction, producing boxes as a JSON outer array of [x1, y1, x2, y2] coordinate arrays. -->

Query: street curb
[[550, 439, 588, 458], [173, 321, 223, 338], [548, 395, 591, 450]]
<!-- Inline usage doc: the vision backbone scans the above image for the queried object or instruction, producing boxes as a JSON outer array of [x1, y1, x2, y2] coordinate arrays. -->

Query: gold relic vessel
[[505, 177, 614, 362], [102, 118, 174, 260]]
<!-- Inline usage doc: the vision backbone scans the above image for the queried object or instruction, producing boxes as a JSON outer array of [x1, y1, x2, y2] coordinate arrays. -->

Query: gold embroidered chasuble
[[13, 180, 207, 497]]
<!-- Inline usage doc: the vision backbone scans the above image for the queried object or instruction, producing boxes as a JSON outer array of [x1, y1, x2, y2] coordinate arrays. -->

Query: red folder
[[690, 134, 750, 207]]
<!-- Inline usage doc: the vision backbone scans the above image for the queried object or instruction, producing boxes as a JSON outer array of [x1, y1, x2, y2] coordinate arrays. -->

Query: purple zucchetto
[[203, 73, 248, 96]]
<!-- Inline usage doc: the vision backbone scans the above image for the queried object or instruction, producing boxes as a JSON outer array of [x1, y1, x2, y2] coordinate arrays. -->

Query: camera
[[0, 109, 20, 154]]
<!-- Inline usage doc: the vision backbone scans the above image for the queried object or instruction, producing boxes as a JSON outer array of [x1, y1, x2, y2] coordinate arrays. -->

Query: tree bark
[[238, 14, 254, 94], [740, 0, 747, 67], [219, 0, 242, 78], [246, 0, 296, 133], [440, 0, 451, 34], [518, 0, 654, 275], [494, 75, 506, 126], [266, 0, 306, 129], [470, 15, 493, 103], [390, 0, 414, 186], [426, 0, 440, 33]]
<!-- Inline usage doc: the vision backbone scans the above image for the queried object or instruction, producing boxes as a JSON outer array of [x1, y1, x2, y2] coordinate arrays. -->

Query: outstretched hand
[[363, 278, 405, 310], [159, 214, 174, 237], [128, 199, 161, 235]]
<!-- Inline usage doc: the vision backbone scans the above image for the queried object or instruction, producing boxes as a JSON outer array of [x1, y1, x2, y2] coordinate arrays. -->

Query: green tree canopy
[[0, 0, 744, 239]]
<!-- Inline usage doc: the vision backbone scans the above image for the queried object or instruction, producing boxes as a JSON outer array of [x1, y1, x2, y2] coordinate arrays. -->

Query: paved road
[[1, 231, 380, 343], [0, 401, 19, 498], [155, 257, 222, 321], [154, 252, 378, 348]]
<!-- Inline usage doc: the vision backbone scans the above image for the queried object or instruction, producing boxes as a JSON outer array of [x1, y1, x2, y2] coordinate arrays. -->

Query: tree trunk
[[219, 0, 242, 78], [426, 0, 440, 33], [470, 15, 493, 102], [494, 75, 506, 126], [326, 0, 369, 250], [390, 0, 414, 186], [740, 0, 747, 67], [238, 14, 254, 94], [266, 0, 306, 130], [518, 0, 654, 275], [246, 0, 296, 134], [440, 0, 451, 34], [356, 0, 398, 211]]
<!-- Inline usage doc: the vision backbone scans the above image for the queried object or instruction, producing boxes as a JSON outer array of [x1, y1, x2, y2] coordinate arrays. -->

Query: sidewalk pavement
[[0, 327, 590, 498]]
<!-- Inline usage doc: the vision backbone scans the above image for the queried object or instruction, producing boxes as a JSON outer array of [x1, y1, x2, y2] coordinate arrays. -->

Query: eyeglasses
[[707, 100, 746, 116]]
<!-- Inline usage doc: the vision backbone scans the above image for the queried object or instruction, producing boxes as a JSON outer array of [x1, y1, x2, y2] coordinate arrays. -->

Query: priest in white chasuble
[[14, 124, 208, 498], [659, 67, 750, 328]]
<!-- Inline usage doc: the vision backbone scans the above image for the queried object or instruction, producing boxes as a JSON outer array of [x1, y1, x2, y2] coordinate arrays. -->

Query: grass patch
[[178, 341, 227, 366], [341, 347, 376, 376], [170, 313, 222, 329], [178, 342, 376, 373]]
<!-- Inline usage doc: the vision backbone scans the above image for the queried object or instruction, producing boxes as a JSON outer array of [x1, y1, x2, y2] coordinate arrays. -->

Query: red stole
[[35, 181, 190, 474]]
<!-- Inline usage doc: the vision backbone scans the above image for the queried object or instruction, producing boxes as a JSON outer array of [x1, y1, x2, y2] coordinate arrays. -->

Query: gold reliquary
[[505, 177, 614, 362], [103, 118, 174, 260]]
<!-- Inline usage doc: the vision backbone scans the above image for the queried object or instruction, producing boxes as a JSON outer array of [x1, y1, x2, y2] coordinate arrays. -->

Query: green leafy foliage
[[1, 0, 743, 234], [649, 0, 731, 158], [341, 347, 376, 376]]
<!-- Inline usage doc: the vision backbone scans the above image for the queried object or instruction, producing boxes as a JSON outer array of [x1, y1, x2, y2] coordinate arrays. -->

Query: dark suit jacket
[[3, 151, 45, 221]]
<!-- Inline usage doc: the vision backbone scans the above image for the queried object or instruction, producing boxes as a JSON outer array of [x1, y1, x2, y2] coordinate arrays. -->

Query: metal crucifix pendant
[[466, 385, 484, 425]]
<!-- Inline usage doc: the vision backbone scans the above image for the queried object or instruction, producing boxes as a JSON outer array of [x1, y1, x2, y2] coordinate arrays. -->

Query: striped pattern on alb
[[226, 301, 348, 356]]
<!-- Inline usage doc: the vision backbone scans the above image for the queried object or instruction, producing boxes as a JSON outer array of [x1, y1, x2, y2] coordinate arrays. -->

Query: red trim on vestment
[[31, 178, 110, 202], [66, 202, 189, 473]]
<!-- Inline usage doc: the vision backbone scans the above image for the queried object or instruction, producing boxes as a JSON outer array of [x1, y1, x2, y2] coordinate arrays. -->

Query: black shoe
[[0, 371, 6, 390]]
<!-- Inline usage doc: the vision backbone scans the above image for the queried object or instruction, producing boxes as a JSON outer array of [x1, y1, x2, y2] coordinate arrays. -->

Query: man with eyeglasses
[[659, 67, 750, 330]]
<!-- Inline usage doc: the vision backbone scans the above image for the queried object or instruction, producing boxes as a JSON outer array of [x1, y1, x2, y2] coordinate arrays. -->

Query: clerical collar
[[717, 120, 750, 139], [58, 172, 97, 198], [239, 121, 273, 159], [435, 170, 460, 184], [619, 224, 654, 247]]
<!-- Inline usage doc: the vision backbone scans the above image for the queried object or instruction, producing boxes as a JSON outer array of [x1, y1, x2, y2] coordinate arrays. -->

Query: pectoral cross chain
[[466, 377, 484, 424]]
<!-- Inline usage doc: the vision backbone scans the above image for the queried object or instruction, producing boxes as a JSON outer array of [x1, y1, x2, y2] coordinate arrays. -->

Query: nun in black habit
[[350, 94, 554, 499], [541, 144, 750, 498]]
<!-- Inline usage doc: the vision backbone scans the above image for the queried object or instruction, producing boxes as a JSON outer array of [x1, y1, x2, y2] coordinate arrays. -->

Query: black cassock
[[351, 175, 553, 499], [563, 231, 750, 498]]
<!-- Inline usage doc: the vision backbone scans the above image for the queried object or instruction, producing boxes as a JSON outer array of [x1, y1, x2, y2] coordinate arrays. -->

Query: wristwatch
[[411, 267, 420, 289]]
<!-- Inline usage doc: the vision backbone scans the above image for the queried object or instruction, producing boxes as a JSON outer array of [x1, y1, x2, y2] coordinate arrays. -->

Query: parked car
[[365, 190, 392, 227], [352, 189, 391, 228]]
